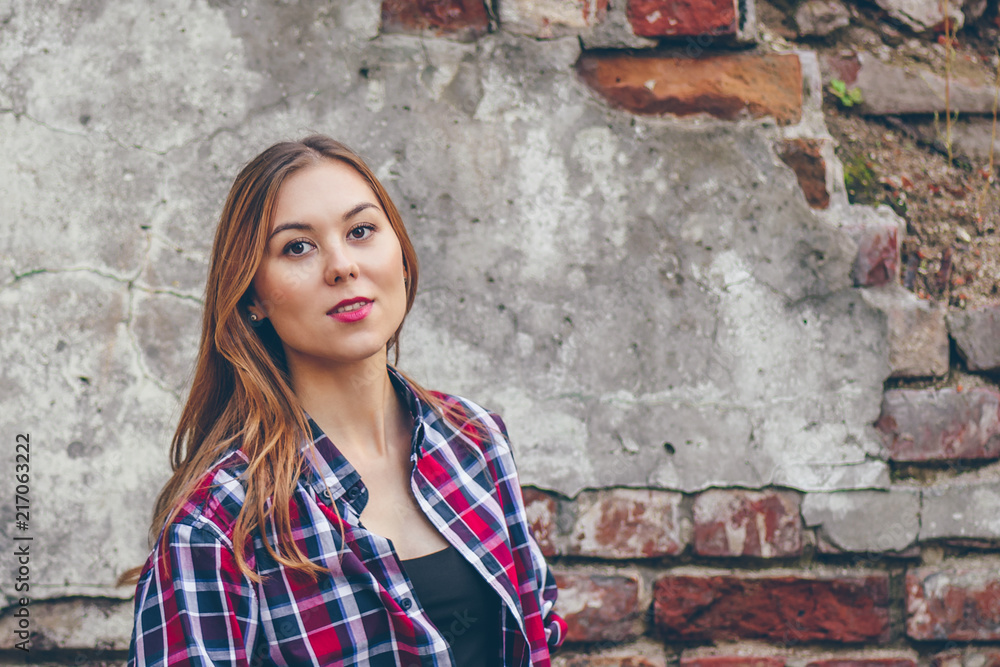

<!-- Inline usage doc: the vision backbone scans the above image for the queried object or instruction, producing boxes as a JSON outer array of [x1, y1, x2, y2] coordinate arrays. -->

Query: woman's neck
[[288, 354, 407, 461]]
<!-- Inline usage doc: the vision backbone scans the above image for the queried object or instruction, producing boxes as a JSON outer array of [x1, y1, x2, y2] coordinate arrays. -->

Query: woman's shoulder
[[134, 448, 254, 586], [423, 390, 510, 442], [166, 447, 254, 545], [418, 390, 522, 485]]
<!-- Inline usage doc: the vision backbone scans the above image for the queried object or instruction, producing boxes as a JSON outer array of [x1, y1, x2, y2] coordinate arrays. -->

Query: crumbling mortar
[[886, 567, 910, 643], [593, 394, 827, 412], [917, 485, 925, 542]]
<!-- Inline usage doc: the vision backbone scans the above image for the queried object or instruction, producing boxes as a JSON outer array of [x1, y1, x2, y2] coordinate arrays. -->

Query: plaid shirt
[[128, 366, 566, 666]]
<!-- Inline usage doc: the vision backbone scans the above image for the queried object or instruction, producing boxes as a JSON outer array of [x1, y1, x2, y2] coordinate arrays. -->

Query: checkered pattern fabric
[[127, 366, 566, 666]]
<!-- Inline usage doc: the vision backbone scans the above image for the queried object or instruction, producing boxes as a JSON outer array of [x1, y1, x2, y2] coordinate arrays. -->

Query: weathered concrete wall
[[1, 0, 999, 663]]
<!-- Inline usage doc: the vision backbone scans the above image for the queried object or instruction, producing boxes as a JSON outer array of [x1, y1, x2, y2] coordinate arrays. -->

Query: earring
[[249, 313, 264, 328]]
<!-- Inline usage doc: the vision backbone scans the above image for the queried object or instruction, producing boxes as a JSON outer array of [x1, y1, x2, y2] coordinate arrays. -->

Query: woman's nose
[[323, 244, 359, 284]]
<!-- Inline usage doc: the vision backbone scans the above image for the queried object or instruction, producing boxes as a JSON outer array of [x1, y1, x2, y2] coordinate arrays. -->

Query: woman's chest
[[250, 489, 503, 666], [351, 455, 451, 559]]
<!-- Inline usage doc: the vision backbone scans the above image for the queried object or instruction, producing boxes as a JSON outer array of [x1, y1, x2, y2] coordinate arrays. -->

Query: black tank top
[[400, 545, 502, 666]]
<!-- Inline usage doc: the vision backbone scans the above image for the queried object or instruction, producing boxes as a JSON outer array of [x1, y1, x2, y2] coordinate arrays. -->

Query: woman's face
[[248, 159, 408, 372]]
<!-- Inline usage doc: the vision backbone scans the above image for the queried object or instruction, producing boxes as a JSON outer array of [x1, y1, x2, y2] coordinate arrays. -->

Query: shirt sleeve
[[483, 410, 568, 653], [128, 521, 260, 667]]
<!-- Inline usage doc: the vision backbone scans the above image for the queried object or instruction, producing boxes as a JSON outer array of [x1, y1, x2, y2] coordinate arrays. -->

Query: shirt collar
[[301, 365, 428, 511], [387, 364, 428, 460]]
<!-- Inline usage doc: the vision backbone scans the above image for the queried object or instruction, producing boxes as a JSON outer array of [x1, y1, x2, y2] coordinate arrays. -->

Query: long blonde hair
[[119, 136, 474, 587]]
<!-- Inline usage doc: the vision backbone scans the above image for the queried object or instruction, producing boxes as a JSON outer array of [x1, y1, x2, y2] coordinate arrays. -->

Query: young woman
[[122, 135, 566, 666]]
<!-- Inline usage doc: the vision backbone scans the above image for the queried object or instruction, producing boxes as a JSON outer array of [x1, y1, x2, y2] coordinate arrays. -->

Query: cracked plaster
[[0, 272, 174, 600], [2, 0, 893, 606]]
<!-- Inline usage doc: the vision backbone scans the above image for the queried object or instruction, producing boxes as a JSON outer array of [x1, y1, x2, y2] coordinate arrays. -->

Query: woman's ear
[[246, 292, 267, 322]]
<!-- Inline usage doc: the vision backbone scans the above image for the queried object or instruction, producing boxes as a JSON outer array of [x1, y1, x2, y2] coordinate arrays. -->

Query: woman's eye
[[283, 240, 313, 256], [348, 224, 375, 241]]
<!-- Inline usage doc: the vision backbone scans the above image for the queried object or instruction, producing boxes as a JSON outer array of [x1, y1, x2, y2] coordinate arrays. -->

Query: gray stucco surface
[[2, 0, 891, 601], [802, 489, 921, 552], [921, 481, 1000, 541]]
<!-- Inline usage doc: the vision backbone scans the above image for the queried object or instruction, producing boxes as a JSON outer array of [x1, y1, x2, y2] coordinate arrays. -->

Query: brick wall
[[380, 0, 1000, 665]]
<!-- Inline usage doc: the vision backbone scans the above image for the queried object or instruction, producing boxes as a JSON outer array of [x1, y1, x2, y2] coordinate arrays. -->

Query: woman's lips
[[328, 298, 373, 323]]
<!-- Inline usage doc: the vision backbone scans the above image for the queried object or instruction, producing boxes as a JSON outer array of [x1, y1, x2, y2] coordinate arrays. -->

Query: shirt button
[[400, 597, 413, 610], [347, 486, 361, 500]]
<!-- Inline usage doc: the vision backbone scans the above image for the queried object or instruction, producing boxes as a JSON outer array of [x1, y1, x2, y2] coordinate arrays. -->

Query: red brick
[[627, 0, 738, 37], [555, 571, 642, 643], [807, 662, 916, 667], [843, 219, 900, 287], [682, 657, 786, 667], [380, 0, 489, 38], [560, 653, 666, 667], [653, 573, 891, 643], [779, 139, 830, 209], [813, 537, 921, 558], [565, 488, 688, 559], [693, 489, 802, 558], [824, 52, 862, 87], [932, 649, 1000, 667], [876, 388, 1000, 462], [522, 486, 559, 557], [576, 52, 803, 124], [907, 563, 1000, 640]]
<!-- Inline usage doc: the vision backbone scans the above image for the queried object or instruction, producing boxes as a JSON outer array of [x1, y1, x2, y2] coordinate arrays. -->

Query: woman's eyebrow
[[268, 221, 314, 241], [343, 202, 382, 220]]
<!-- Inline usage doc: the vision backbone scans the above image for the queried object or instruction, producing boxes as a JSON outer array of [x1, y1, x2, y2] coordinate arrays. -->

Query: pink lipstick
[[328, 298, 373, 323]]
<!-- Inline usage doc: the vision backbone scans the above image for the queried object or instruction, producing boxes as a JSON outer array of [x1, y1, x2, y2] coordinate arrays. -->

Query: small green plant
[[828, 78, 863, 108], [842, 153, 878, 204]]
